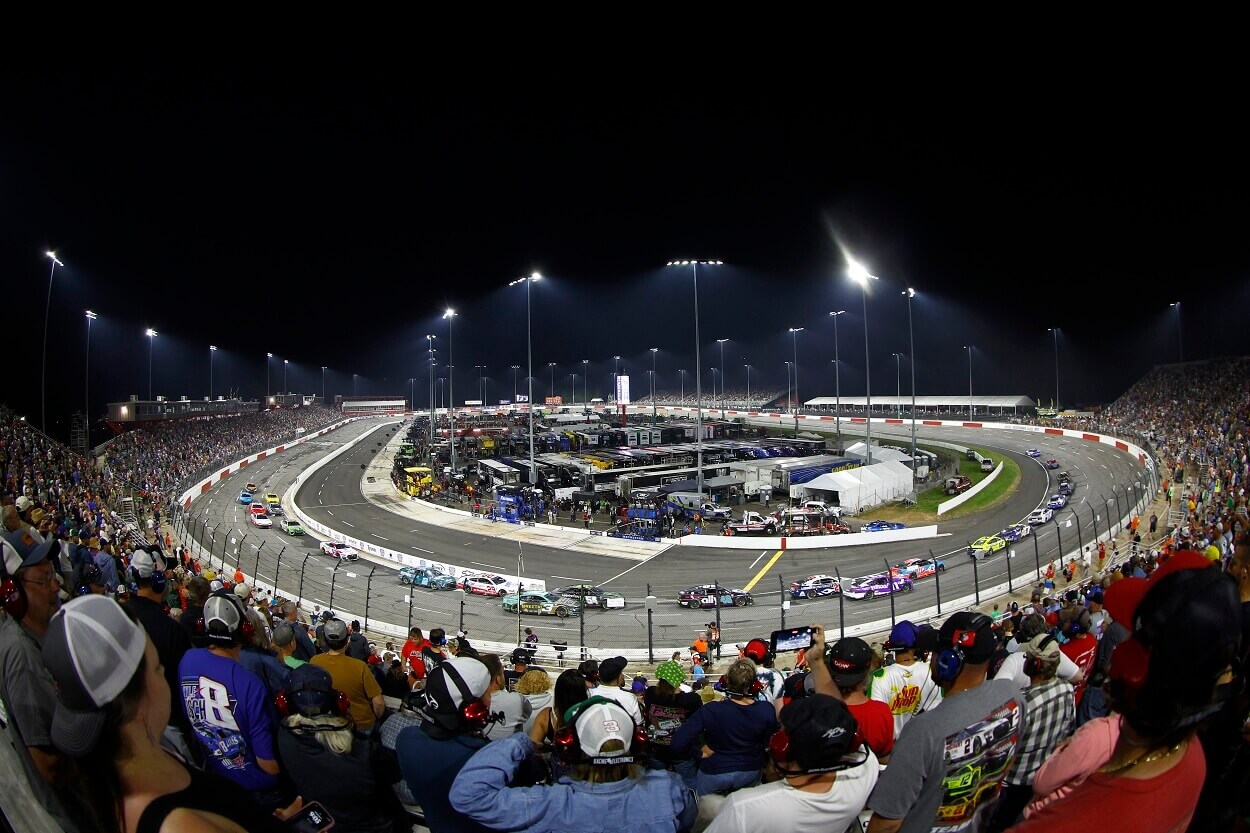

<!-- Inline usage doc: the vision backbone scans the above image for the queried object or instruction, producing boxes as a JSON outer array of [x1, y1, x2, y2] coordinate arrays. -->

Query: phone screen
[[771, 627, 814, 653], [287, 801, 335, 833]]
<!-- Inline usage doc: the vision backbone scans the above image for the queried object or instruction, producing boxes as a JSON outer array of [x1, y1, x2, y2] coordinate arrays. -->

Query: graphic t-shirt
[[643, 688, 704, 763], [868, 679, 1025, 833], [870, 661, 943, 739], [178, 648, 279, 793]]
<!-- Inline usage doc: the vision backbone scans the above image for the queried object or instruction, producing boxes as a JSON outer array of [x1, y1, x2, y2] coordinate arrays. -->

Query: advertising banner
[[615, 375, 630, 405]]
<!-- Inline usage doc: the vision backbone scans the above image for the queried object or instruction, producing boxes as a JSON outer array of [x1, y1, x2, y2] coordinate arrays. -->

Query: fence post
[[834, 567, 846, 639], [646, 583, 654, 665], [884, 558, 896, 628], [1032, 532, 1042, 582], [329, 562, 339, 612], [1054, 520, 1064, 572], [1070, 510, 1083, 558], [406, 583, 414, 633], [274, 547, 285, 593], [235, 534, 248, 572], [365, 565, 377, 633], [971, 550, 981, 606], [931, 549, 942, 616], [1090, 503, 1099, 545], [778, 575, 785, 630], [217, 532, 229, 572], [297, 554, 311, 608], [253, 541, 266, 581], [579, 592, 586, 661], [1005, 543, 1013, 593], [714, 578, 723, 661]]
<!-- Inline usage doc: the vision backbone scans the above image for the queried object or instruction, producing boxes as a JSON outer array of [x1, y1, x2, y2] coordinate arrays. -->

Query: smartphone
[[286, 801, 335, 833], [771, 626, 814, 654]]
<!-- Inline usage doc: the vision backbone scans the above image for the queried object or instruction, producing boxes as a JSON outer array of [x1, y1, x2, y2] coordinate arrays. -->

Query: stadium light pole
[[743, 364, 751, 409], [266, 352, 273, 398], [964, 345, 974, 419], [893, 353, 903, 416], [208, 344, 216, 401], [1048, 327, 1060, 409], [548, 362, 557, 399], [613, 356, 622, 403], [789, 328, 804, 437], [581, 360, 589, 406], [353, 373, 358, 396], [146, 329, 158, 401], [668, 260, 721, 496], [570, 372, 576, 405], [507, 272, 541, 485], [41, 251, 64, 434], [829, 310, 846, 451], [511, 365, 520, 402], [785, 361, 792, 418], [903, 289, 917, 467], [1170, 302, 1183, 363], [321, 366, 327, 405], [847, 258, 879, 465], [85, 311, 98, 424], [678, 369, 686, 406], [475, 366, 484, 404], [283, 359, 288, 396], [443, 308, 458, 475], [716, 339, 729, 412], [650, 347, 659, 423]]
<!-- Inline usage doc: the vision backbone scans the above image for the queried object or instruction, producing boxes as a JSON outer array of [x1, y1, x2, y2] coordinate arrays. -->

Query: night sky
[[4, 62, 1247, 442]]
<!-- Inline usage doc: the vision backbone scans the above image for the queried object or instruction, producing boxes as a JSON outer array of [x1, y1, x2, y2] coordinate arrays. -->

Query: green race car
[[282, 518, 305, 536]]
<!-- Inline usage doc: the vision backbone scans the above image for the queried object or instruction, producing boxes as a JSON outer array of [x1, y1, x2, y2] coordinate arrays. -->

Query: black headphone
[[744, 638, 774, 667], [421, 660, 493, 733], [73, 562, 104, 598], [553, 695, 648, 765], [1023, 635, 1060, 678], [717, 673, 765, 699], [934, 614, 992, 686]]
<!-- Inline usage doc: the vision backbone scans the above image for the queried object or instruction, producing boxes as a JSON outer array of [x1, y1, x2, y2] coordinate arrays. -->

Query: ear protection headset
[[768, 726, 866, 776], [74, 563, 103, 598], [128, 547, 168, 595], [717, 673, 765, 699], [934, 614, 991, 686], [1023, 635, 1059, 678], [744, 638, 774, 666], [0, 553, 26, 621], [196, 590, 256, 644], [275, 679, 352, 722], [553, 695, 648, 765], [421, 660, 493, 732]]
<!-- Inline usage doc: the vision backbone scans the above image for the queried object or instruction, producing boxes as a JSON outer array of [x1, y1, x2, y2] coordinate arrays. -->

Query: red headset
[[552, 696, 648, 765], [717, 673, 764, 699], [743, 638, 773, 665], [196, 591, 256, 644], [275, 685, 352, 720], [0, 561, 26, 620], [422, 661, 492, 732]]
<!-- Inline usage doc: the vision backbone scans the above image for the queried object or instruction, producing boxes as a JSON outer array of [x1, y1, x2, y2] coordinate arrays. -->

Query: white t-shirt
[[993, 649, 1080, 687], [704, 749, 879, 833], [868, 660, 942, 739], [589, 684, 643, 725]]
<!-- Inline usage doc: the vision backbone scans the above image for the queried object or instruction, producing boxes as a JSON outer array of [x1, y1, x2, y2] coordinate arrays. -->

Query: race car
[[1057, 471, 1072, 483], [1044, 458, 1060, 469], [843, 573, 914, 600], [281, 518, 305, 535], [999, 523, 1031, 542], [248, 511, 272, 528], [1026, 449, 1042, 458], [245, 482, 258, 493], [1058, 480, 1073, 496], [265, 493, 281, 505], [552, 584, 626, 609], [968, 535, 1007, 559], [892, 557, 946, 578], [1047, 493, 1069, 509], [678, 584, 753, 608], [1027, 507, 1054, 525], [789, 574, 842, 599], [398, 565, 457, 590], [248, 504, 268, 517], [237, 490, 253, 504], [459, 573, 514, 597], [320, 541, 359, 561], [501, 591, 580, 618], [861, 520, 907, 532]]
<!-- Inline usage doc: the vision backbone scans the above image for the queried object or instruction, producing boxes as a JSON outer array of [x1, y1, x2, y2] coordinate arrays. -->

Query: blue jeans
[[696, 768, 760, 796], [649, 757, 699, 791]]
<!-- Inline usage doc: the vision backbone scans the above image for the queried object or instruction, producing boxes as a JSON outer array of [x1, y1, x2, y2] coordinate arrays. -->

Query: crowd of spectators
[[634, 390, 784, 410]]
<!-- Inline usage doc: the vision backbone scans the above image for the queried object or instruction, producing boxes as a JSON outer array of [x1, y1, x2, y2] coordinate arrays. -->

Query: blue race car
[[238, 491, 253, 504], [843, 573, 914, 600], [1026, 449, 1042, 458], [1044, 458, 1060, 469], [788, 574, 842, 599], [861, 520, 907, 532], [999, 523, 1032, 542], [1047, 493, 1069, 509]]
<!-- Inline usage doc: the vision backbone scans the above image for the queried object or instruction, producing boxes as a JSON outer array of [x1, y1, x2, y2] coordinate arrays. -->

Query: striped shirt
[[1005, 676, 1075, 786]]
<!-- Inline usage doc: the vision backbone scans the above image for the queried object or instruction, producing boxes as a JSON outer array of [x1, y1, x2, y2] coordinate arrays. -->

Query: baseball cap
[[1, 528, 57, 575], [655, 661, 685, 688], [599, 656, 628, 681], [234, 582, 252, 600], [272, 623, 296, 648], [129, 548, 165, 579], [15, 496, 33, 513], [937, 611, 998, 664], [884, 621, 920, 651], [323, 618, 349, 648], [285, 664, 339, 718], [419, 656, 492, 730], [631, 675, 648, 694], [1024, 633, 1062, 663], [571, 698, 638, 764], [42, 595, 147, 756], [826, 637, 874, 687], [1104, 550, 1214, 633], [202, 592, 245, 644], [578, 659, 600, 681], [510, 647, 531, 665], [776, 693, 863, 774]]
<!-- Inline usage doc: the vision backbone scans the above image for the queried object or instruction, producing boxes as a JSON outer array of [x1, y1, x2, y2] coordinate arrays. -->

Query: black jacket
[[129, 594, 194, 728]]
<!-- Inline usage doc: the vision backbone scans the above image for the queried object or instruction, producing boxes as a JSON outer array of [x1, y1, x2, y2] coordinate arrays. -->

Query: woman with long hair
[[41, 595, 289, 833], [528, 668, 592, 781], [643, 660, 702, 789]]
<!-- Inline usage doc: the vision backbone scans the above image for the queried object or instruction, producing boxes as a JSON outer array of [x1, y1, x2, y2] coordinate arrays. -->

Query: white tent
[[792, 461, 914, 512]]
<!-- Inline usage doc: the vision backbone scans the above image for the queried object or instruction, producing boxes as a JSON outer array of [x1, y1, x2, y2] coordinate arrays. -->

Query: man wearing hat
[[704, 694, 878, 833], [311, 617, 384, 733], [395, 656, 497, 833], [865, 612, 1026, 833], [88, 534, 120, 592], [590, 655, 643, 724], [869, 621, 943, 740], [811, 633, 894, 762], [985, 633, 1074, 833], [0, 528, 84, 833]]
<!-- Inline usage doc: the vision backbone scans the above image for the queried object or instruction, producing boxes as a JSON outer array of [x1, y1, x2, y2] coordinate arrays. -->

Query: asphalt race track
[[182, 417, 1152, 655]]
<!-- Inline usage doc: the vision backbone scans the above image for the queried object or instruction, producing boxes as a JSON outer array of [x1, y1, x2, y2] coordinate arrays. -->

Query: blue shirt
[[92, 548, 120, 591], [396, 725, 493, 833], [671, 698, 777, 775], [179, 648, 279, 793], [450, 732, 697, 833]]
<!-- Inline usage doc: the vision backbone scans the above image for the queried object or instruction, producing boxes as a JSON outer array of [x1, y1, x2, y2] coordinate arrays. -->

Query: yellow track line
[[743, 550, 785, 592]]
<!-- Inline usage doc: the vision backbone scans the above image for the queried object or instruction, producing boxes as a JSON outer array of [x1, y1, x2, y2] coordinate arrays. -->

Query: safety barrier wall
[[937, 462, 1003, 515], [673, 525, 939, 550]]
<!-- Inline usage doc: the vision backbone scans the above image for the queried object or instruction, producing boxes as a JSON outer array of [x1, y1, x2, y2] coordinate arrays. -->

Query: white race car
[[320, 541, 359, 561], [248, 512, 272, 529]]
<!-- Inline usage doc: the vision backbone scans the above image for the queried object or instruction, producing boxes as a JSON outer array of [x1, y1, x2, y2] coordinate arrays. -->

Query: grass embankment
[[875, 449, 1020, 524]]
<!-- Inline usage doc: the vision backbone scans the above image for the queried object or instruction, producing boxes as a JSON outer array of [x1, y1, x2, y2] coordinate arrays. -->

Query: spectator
[[481, 653, 532, 739], [450, 697, 697, 833], [1026, 714, 1120, 816], [421, 627, 448, 673], [279, 599, 316, 662], [401, 626, 430, 686], [69, 560, 106, 597], [395, 656, 496, 833], [179, 575, 210, 636], [381, 658, 410, 699], [528, 668, 592, 781], [178, 590, 287, 808], [742, 637, 786, 703], [272, 623, 306, 670], [869, 621, 942, 739], [42, 594, 289, 833], [276, 664, 403, 833], [0, 528, 85, 832], [865, 612, 1026, 833], [1058, 618, 1099, 708], [311, 617, 385, 734], [672, 659, 779, 796], [590, 655, 643, 725], [643, 660, 703, 788], [347, 618, 370, 661], [504, 646, 533, 692], [822, 636, 895, 762], [705, 694, 878, 833], [1007, 552, 1239, 832], [994, 613, 1084, 688], [516, 667, 553, 736], [985, 634, 1074, 832]]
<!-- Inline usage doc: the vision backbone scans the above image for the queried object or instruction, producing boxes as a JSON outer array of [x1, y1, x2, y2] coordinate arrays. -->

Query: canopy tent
[[791, 460, 914, 512]]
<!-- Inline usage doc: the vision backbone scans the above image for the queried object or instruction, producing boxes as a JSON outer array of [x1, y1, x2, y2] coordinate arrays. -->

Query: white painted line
[[471, 561, 508, 572], [342, 521, 355, 528], [326, 510, 334, 516], [749, 550, 768, 569], [601, 550, 667, 586], [373, 534, 389, 541], [552, 575, 593, 582], [313, 598, 329, 606]]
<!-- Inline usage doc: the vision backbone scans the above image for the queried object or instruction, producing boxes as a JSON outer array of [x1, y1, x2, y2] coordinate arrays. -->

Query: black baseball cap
[[826, 637, 873, 687], [937, 612, 997, 664], [776, 693, 865, 774]]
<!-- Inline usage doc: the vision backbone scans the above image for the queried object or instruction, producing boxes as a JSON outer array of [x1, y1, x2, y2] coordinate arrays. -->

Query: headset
[[934, 614, 992, 686], [127, 547, 168, 595], [768, 725, 867, 777], [1022, 635, 1060, 678], [196, 590, 256, 645], [743, 638, 774, 667], [73, 562, 104, 598], [578, 660, 600, 685], [0, 553, 26, 621], [421, 659, 493, 733], [275, 678, 352, 722], [716, 672, 765, 699], [552, 695, 648, 765]]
